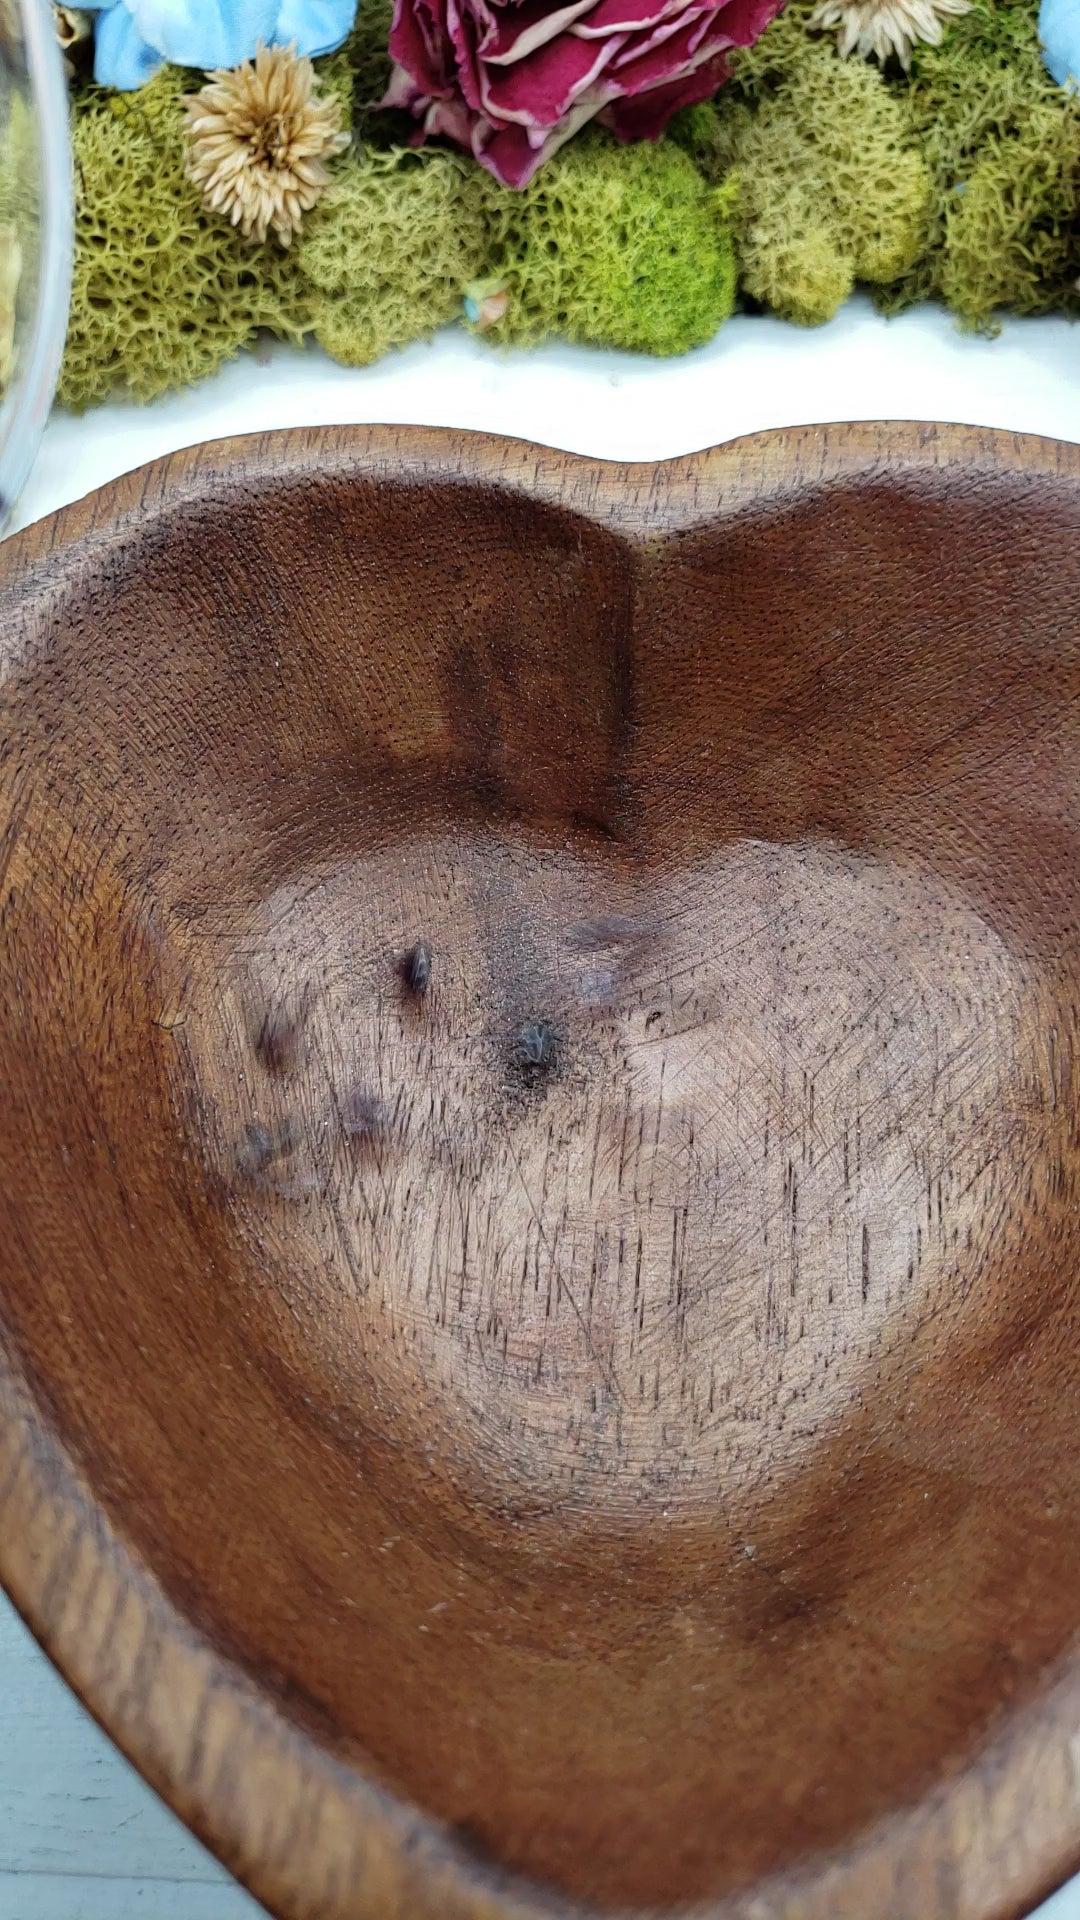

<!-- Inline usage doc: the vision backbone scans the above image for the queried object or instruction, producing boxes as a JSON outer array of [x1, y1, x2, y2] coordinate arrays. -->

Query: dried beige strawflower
[[182, 43, 349, 247], [811, 0, 971, 65]]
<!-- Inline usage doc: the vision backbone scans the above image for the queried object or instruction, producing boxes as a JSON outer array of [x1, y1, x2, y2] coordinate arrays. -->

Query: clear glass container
[[0, 0, 72, 530]]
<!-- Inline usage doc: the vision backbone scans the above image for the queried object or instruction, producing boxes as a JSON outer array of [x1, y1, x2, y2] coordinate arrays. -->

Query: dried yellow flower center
[[247, 111, 291, 168]]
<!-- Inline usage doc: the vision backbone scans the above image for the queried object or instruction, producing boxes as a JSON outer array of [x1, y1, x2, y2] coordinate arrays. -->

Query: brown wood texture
[[1, 422, 1080, 1920]]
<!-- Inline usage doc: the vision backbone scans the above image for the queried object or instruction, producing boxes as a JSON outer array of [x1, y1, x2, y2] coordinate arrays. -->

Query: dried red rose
[[384, 0, 785, 186]]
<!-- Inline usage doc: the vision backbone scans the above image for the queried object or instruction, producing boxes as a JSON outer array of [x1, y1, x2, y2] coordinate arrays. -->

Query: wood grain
[[1, 422, 1080, 1920]]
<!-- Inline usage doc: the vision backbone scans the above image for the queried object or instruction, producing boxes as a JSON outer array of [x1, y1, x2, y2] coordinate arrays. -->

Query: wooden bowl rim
[[1, 420, 1079, 1920]]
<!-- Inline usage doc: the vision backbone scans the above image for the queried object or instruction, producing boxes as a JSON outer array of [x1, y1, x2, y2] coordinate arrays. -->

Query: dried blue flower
[[82, 0, 356, 90], [1040, 0, 1080, 87]]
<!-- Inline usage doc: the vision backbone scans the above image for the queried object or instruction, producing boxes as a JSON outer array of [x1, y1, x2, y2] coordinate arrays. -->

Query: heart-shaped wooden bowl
[[2, 422, 1080, 1920]]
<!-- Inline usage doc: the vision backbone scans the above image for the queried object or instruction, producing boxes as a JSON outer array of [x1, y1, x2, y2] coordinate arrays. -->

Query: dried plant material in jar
[[54, 4, 92, 77], [0, 222, 20, 390], [54, 3, 92, 49], [182, 42, 350, 247]]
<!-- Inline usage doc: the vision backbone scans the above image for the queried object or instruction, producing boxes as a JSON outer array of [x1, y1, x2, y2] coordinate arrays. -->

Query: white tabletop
[[4, 299, 1080, 1920], [14, 292, 1080, 532]]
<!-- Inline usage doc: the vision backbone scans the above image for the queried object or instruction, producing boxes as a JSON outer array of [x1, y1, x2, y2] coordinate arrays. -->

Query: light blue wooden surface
[[0, 1591, 263, 1920], [3, 1579, 1080, 1920]]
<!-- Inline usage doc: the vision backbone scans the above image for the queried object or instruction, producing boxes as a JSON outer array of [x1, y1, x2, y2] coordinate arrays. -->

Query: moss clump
[[727, 0, 842, 102], [888, 0, 1080, 325], [741, 56, 930, 322], [677, 0, 1080, 329], [297, 147, 492, 365], [299, 124, 737, 364], [481, 131, 737, 355], [61, 68, 310, 410], [679, 19, 931, 325], [309, 43, 357, 132], [345, 0, 397, 128], [937, 110, 1080, 323], [0, 89, 36, 230]]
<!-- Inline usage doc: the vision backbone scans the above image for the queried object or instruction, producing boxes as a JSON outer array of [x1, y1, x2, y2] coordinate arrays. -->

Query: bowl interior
[[2, 430, 1080, 1918]]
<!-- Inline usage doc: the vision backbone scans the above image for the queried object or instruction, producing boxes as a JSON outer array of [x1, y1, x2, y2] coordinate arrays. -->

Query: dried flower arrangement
[[57, 0, 1080, 411]]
